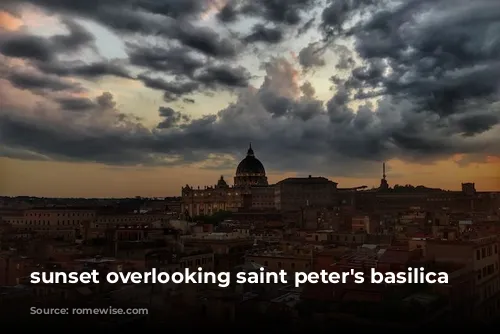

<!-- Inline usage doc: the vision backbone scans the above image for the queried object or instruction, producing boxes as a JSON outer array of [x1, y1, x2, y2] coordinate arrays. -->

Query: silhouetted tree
[[192, 210, 232, 225]]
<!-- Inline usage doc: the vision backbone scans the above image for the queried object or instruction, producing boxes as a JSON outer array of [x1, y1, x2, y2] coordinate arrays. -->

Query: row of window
[[476, 244, 498, 260], [181, 257, 213, 267], [26, 213, 94, 217], [188, 192, 239, 197], [478, 262, 499, 281], [96, 218, 162, 223], [18, 221, 80, 225]]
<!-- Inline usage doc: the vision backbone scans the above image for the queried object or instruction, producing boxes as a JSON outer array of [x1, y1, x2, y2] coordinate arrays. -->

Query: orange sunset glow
[[0, 0, 498, 197]]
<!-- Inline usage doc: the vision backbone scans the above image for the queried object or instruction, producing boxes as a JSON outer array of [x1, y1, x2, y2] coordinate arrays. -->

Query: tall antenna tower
[[379, 162, 389, 190]]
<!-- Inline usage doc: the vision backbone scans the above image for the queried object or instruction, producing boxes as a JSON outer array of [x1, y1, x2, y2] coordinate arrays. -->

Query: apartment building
[[425, 235, 500, 319]]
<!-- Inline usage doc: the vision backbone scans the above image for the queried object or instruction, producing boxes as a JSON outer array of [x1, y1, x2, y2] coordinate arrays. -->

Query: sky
[[0, 0, 499, 198]]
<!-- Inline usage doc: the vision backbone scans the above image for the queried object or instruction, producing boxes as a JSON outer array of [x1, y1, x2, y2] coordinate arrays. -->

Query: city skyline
[[1, 0, 499, 197]]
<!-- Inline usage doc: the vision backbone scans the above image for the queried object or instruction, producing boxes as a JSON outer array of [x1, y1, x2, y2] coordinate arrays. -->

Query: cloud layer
[[0, 0, 499, 177]]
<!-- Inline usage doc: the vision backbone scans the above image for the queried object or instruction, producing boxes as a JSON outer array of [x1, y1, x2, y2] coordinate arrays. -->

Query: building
[[181, 144, 273, 217], [181, 176, 244, 217], [355, 186, 499, 214], [423, 235, 500, 320], [182, 231, 254, 271], [249, 186, 275, 210], [245, 249, 313, 273], [1, 208, 96, 242], [145, 247, 214, 293], [274, 176, 338, 212], [0, 252, 36, 285]]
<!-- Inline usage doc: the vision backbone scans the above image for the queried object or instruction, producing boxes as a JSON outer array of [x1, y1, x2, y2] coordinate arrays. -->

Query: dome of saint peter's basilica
[[234, 143, 268, 187]]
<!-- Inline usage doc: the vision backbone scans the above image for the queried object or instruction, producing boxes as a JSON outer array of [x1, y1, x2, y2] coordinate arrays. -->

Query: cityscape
[[1, 144, 500, 329], [1, 0, 500, 331]]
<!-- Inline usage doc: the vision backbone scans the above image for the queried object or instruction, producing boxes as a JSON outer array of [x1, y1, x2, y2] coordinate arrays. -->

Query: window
[[487, 264, 494, 275]]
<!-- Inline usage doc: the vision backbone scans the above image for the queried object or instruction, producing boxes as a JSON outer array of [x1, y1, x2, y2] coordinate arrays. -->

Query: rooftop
[[184, 232, 251, 240], [378, 249, 412, 265], [402, 293, 439, 305], [74, 256, 116, 264], [277, 176, 336, 185], [27, 207, 97, 211], [271, 292, 301, 307], [0, 285, 31, 296]]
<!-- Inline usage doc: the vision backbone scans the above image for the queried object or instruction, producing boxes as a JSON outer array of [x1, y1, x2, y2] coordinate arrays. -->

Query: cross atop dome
[[247, 142, 254, 156]]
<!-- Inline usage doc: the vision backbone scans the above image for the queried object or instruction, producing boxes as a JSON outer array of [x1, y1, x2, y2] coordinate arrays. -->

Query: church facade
[[181, 144, 275, 217]]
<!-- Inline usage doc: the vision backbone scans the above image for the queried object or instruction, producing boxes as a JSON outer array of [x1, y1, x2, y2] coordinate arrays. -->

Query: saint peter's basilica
[[181, 144, 275, 216]]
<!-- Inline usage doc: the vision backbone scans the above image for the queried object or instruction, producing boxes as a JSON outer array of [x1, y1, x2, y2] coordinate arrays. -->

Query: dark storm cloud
[[259, 90, 323, 121], [0, 0, 499, 176], [298, 42, 326, 68], [127, 44, 205, 76], [195, 65, 250, 87], [173, 22, 239, 58], [241, 0, 318, 25], [137, 74, 199, 102], [321, 0, 500, 118], [38, 61, 133, 79], [244, 24, 283, 44], [217, 4, 239, 22], [136, 0, 212, 19], [157, 106, 191, 128], [455, 113, 500, 137], [50, 18, 95, 51], [137, 64, 249, 101], [0, 114, 151, 165], [216, 0, 318, 26], [0, 19, 94, 62], [0, 35, 53, 62], [297, 17, 315, 36], [316, 0, 500, 160], [126, 42, 251, 98], [6, 71, 83, 92], [333, 44, 355, 70], [1, 0, 213, 21], [2, 0, 239, 59], [55, 97, 96, 111], [0, 18, 130, 81]]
